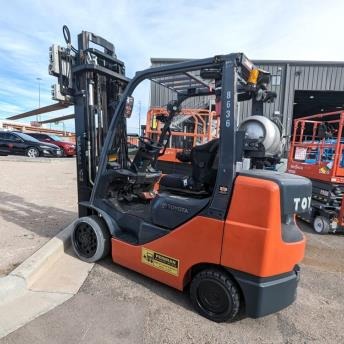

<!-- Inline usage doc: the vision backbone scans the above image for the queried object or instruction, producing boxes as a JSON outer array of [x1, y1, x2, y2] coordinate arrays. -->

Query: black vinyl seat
[[159, 139, 219, 195]]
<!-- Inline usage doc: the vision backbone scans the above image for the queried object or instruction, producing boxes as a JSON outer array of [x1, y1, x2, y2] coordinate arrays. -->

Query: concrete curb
[[0, 221, 94, 338], [11, 223, 73, 287], [0, 276, 26, 304], [0, 223, 73, 304]]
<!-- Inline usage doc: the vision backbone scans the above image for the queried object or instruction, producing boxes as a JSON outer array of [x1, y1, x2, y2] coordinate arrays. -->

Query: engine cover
[[151, 193, 210, 229]]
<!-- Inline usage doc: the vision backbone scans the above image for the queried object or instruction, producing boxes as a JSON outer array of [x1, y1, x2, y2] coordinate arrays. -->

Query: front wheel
[[26, 147, 39, 158], [313, 216, 330, 234], [60, 148, 66, 157], [190, 268, 240, 322], [71, 215, 110, 263]]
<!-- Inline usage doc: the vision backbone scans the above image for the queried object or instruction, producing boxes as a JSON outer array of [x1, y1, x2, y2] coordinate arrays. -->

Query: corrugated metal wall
[[278, 62, 344, 136], [150, 60, 215, 110], [150, 58, 344, 138]]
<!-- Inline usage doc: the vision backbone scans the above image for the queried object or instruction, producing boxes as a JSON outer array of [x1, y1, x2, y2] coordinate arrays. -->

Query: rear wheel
[[71, 215, 110, 263], [26, 147, 39, 158], [313, 215, 330, 234], [190, 268, 240, 322]]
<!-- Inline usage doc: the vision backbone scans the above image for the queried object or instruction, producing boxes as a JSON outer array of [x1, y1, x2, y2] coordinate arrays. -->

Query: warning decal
[[141, 248, 179, 276]]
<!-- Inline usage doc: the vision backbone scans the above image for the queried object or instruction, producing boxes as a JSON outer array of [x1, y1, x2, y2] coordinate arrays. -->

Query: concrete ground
[[1, 222, 343, 344], [0, 157, 77, 277]]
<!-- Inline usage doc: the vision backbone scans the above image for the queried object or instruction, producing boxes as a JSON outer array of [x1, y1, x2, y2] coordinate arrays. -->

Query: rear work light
[[247, 68, 259, 85]]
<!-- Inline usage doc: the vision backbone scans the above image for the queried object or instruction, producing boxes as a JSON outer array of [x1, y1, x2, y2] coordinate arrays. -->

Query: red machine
[[287, 111, 344, 233]]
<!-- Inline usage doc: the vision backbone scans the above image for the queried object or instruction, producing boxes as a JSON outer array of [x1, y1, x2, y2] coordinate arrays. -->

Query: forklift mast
[[49, 26, 130, 216], [49, 27, 284, 216], [49, 27, 283, 216]]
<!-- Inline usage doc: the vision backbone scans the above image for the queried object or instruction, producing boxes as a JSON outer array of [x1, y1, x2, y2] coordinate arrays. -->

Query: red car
[[26, 133, 76, 156]]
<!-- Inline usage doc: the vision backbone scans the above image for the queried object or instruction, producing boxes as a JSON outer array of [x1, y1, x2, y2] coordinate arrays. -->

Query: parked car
[[0, 131, 62, 158], [26, 133, 76, 157]]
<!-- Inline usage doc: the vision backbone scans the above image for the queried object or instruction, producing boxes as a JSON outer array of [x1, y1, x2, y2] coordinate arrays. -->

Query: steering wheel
[[138, 136, 162, 151]]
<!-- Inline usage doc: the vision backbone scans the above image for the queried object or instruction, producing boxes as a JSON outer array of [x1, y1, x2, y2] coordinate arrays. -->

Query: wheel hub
[[28, 149, 37, 157], [314, 218, 324, 233], [197, 280, 229, 314], [74, 223, 97, 258]]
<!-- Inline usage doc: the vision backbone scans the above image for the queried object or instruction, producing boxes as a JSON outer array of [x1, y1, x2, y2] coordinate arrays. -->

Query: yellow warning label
[[141, 248, 179, 276]]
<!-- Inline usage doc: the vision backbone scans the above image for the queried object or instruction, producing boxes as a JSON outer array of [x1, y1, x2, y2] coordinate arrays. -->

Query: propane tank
[[239, 115, 282, 157]]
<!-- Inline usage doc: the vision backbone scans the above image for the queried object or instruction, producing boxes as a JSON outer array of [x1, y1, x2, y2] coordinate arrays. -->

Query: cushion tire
[[71, 215, 110, 263]]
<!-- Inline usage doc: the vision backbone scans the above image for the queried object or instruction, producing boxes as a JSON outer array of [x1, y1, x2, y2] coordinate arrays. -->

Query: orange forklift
[[50, 27, 311, 322]]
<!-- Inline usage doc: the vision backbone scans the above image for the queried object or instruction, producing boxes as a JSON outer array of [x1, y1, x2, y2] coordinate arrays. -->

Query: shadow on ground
[[100, 257, 193, 309], [0, 191, 76, 238], [78, 255, 247, 323]]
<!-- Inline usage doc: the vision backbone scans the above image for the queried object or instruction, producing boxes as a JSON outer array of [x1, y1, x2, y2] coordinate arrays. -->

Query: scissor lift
[[287, 111, 344, 233], [145, 107, 219, 174]]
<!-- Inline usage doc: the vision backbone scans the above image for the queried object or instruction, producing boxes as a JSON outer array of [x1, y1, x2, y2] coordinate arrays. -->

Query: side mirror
[[124, 96, 134, 118], [45, 138, 51, 142]]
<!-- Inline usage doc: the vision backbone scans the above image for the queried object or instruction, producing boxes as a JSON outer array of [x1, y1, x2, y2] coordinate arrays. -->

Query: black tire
[[26, 147, 40, 158], [313, 216, 330, 234], [190, 268, 240, 322], [71, 215, 110, 263]]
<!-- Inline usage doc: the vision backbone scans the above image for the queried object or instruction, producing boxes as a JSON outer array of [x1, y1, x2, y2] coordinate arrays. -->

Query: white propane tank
[[239, 115, 282, 157]]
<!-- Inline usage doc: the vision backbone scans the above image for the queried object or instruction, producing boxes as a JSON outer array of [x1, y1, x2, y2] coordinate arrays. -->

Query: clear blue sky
[[1, 0, 344, 132]]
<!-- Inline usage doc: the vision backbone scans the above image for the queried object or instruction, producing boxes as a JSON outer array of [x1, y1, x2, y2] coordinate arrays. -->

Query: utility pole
[[36, 77, 42, 122]]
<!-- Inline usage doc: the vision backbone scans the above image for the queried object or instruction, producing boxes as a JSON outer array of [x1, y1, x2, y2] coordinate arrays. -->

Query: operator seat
[[159, 139, 219, 196]]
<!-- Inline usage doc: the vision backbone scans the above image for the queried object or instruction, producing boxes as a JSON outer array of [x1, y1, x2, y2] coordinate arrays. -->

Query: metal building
[[150, 58, 344, 139]]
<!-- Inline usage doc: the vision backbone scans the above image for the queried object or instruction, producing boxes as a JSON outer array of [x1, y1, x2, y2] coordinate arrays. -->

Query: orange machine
[[145, 107, 219, 163], [288, 111, 344, 233], [56, 32, 312, 323]]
